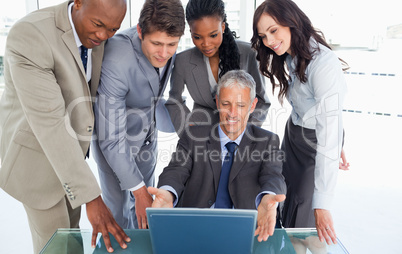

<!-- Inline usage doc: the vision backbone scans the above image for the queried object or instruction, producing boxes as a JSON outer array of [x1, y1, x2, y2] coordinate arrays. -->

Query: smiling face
[[257, 13, 292, 56], [216, 85, 258, 140], [189, 16, 225, 58], [137, 25, 181, 68], [72, 0, 126, 49]]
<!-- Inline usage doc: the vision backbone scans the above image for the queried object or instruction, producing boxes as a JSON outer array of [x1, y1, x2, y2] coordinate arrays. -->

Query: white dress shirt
[[68, 2, 92, 82]]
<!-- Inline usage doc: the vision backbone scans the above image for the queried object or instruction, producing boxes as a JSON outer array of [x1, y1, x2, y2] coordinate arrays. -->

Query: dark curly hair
[[186, 0, 240, 78], [251, 0, 347, 103]]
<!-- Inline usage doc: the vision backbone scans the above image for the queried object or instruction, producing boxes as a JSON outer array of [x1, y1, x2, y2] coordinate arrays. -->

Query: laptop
[[146, 208, 257, 254]]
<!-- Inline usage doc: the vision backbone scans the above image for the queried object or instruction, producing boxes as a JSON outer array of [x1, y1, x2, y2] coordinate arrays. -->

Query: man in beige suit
[[0, 0, 130, 253]]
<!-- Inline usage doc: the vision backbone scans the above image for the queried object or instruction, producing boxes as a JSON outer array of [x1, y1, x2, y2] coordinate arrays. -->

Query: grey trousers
[[96, 140, 157, 229]]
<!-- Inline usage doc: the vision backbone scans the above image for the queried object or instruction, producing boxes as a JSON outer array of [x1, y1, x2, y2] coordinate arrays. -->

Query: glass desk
[[40, 228, 349, 254]]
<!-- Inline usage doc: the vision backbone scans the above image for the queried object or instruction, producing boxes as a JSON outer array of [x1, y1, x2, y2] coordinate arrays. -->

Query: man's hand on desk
[[132, 186, 154, 229], [148, 187, 174, 208], [255, 194, 286, 242], [86, 196, 131, 253]]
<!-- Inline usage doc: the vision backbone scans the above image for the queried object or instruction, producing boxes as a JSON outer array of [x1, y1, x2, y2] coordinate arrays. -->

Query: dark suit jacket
[[166, 40, 271, 136], [157, 125, 286, 209]]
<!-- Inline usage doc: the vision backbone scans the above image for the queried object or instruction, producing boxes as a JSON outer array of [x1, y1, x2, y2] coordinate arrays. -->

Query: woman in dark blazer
[[166, 0, 271, 136]]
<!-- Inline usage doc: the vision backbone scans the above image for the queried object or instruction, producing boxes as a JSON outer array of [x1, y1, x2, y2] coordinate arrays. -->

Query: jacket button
[[87, 126, 93, 132], [208, 200, 213, 206]]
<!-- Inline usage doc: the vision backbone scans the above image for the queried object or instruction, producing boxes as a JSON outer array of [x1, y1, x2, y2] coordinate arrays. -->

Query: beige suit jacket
[[0, 1, 101, 210]]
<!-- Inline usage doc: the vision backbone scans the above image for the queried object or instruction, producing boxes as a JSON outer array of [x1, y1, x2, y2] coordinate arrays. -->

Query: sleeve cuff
[[159, 185, 178, 207], [128, 181, 145, 192], [255, 191, 277, 209], [312, 192, 334, 210]]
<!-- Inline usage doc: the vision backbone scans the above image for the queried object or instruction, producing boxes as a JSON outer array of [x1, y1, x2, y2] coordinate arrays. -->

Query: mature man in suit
[[149, 70, 286, 242], [91, 0, 185, 230], [0, 0, 130, 253]]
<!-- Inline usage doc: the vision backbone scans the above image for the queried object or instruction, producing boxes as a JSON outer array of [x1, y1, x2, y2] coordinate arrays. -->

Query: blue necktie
[[215, 142, 238, 208], [80, 45, 88, 73]]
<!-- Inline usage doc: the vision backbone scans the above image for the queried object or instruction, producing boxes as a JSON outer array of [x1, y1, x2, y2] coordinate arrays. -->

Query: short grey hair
[[216, 70, 256, 101]]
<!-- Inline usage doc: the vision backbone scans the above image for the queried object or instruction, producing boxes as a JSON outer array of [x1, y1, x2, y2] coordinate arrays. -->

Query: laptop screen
[[146, 208, 257, 254]]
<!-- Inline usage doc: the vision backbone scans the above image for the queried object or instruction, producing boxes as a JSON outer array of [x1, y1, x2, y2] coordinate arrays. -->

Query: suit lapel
[[229, 125, 256, 183], [90, 44, 104, 98], [63, 32, 86, 78], [158, 55, 174, 97], [132, 34, 160, 97], [55, 1, 93, 107], [190, 49, 218, 109], [56, 2, 87, 80], [207, 126, 223, 194]]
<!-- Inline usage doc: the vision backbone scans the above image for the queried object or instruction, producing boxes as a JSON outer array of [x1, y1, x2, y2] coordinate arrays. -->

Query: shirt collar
[[68, 2, 84, 48], [286, 36, 319, 70], [218, 125, 245, 151], [286, 54, 297, 70]]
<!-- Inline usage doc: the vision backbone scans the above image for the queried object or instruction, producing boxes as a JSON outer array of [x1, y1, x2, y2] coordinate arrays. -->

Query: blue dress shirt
[[285, 38, 347, 210]]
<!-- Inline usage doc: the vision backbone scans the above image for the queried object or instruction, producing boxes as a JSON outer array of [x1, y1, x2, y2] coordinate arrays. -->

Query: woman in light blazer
[[166, 0, 270, 136], [252, 0, 349, 245]]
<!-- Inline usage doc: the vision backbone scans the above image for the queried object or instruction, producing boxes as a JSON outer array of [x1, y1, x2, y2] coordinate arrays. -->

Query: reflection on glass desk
[[40, 228, 349, 254]]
